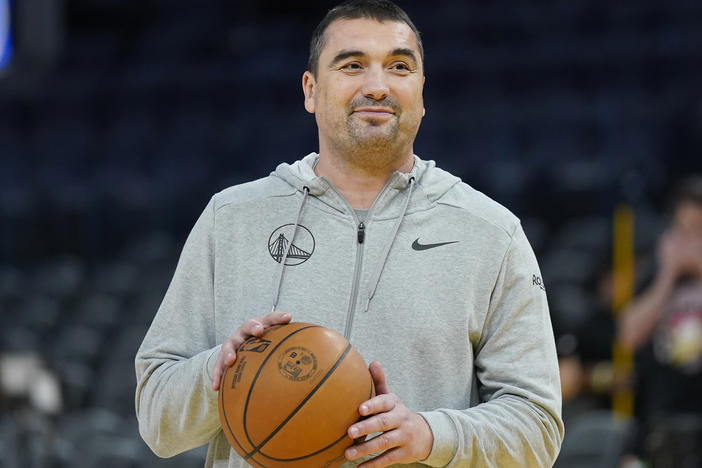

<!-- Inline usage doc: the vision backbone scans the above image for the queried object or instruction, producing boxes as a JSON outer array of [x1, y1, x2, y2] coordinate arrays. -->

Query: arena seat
[[2, 1, 701, 466], [554, 410, 632, 468]]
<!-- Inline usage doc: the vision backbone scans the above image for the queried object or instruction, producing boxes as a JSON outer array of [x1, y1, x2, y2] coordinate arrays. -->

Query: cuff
[[417, 411, 459, 467]]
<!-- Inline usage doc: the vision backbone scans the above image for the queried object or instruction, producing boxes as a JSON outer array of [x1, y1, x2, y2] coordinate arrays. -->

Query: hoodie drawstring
[[271, 186, 309, 312], [271, 175, 415, 315], [362, 176, 415, 313]]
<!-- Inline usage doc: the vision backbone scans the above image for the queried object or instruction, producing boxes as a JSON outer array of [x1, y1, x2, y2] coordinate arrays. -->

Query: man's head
[[302, 0, 425, 171], [307, 0, 424, 78], [672, 175, 702, 236]]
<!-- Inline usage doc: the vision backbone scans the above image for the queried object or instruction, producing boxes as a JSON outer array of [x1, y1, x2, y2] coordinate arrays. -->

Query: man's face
[[303, 18, 425, 163], [675, 201, 702, 238]]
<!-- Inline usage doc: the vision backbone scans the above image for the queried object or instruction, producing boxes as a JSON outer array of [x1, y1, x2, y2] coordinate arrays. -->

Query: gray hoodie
[[135, 153, 564, 467]]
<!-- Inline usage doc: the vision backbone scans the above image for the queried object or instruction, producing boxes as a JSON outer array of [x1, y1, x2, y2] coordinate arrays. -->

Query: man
[[618, 175, 702, 465], [135, 1, 564, 467]]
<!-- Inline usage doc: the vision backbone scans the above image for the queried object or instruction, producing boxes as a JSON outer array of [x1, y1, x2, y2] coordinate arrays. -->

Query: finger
[[217, 336, 239, 364], [239, 318, 266, 338], [212, 339, 240, 390], [354, 392, 397, 421], [211, 363, 222, 390], [369, 361, 390, 395], [346, 430, 401, 462], [223, 348, 237, 366], [260, 310, 292, 328], [214, 312, 292, 391], [211, 352, 226, 391], [234, 312, 292, 348], [348, 405, 399, 439]]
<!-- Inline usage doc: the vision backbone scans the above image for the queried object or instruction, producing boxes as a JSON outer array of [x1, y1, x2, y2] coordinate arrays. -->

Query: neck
[[315, 150, 414, 209]]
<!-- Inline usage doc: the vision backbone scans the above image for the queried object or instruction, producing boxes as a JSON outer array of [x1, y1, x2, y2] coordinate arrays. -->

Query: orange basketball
[[218, 322, 375, 468]]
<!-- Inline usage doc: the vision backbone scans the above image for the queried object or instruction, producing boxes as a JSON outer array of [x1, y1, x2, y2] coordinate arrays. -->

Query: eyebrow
[[329, 48, 419, 68], [389, 48, 418, 66]]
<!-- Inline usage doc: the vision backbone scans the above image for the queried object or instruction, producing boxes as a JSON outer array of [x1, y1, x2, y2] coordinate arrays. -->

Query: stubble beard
[[336, 110, 411, 172], [319, 94, 422, 173]]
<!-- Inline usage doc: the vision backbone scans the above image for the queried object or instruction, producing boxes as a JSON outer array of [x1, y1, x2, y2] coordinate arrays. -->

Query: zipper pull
[[357, 222, 365, 244]]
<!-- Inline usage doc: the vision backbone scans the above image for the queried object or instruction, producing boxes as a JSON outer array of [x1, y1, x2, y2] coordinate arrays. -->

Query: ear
[[302, 71, 316, 114], [422, 75, 426, 116]]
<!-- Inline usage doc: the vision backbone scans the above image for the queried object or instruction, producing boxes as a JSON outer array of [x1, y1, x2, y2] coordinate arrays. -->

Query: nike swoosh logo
[[412, 239, 459, 251]]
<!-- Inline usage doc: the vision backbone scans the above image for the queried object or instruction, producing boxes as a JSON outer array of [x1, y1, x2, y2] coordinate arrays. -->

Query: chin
[[355, 135, 396, 148], [354, 126, 397, 141]]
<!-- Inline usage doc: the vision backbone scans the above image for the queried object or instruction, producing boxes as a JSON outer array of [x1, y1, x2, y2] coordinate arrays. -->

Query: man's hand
[[211, 310, 292, 391], [344, 361, 433, 468]]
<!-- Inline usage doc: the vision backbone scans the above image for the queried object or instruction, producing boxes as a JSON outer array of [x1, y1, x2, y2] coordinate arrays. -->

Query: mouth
[[352, 107, 395, 118]]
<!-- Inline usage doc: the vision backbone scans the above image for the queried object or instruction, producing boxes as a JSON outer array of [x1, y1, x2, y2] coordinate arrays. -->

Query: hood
[[267, 152, 462, 315], [271, 152, 462, 214]]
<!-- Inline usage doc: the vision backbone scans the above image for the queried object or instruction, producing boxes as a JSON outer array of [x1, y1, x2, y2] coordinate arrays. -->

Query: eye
[[340, 62, 363, 72], [390, 62, 412, 74]]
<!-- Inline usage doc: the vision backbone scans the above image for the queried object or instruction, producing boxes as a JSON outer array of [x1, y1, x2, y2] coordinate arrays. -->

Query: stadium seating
[[1, 0, 701, 465]]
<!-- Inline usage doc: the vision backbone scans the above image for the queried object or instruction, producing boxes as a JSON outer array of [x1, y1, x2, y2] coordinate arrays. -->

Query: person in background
[[618, 175, 702, 466]]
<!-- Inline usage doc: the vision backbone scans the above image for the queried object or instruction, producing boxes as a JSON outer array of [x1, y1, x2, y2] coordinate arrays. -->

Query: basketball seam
[[256, 432, 350, 463], [242, 325, 321, 448], [245, 342, 353, 461], [221, 324, 321, 458], [220, 365, 252, 456], [255, 368, 374, 463]]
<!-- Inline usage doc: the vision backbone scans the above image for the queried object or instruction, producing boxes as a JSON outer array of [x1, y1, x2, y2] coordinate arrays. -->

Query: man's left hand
[[344, 361, 434, 468]]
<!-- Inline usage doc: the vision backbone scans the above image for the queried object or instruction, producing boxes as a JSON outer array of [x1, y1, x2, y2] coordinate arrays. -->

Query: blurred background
[[1, 0, 701, 467]]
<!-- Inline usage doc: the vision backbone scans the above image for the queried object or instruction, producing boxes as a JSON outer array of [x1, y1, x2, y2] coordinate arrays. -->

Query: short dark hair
[[307, 0, 424, 76], [672, 174, 702, 209]]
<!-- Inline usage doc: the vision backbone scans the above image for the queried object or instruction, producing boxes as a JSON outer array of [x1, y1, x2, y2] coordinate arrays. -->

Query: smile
[[352, 108, 395, 119]]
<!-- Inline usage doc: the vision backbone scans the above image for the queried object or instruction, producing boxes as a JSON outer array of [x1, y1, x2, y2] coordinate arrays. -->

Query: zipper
[[335, 175, 399, 340], [344, 220, 365, 339], [317, 182, 367, 340]]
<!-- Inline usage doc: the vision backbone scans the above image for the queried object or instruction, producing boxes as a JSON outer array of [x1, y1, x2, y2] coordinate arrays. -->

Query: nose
[[361, 65, 389, 101]]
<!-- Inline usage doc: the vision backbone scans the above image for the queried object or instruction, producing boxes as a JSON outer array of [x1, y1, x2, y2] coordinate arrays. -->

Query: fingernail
[[360, 404, 368, 414], [349, 426, 358, 437], [346, 447, 356, 459], [282, 313, 291, 319]]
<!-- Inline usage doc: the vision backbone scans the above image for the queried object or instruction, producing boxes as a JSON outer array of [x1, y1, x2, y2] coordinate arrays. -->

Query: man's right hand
[[211, 310, 292, 391]]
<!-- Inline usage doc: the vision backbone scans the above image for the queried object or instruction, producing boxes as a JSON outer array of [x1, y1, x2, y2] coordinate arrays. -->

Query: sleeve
[[134, 196, 223, 458], [419, 223, 564, 467]]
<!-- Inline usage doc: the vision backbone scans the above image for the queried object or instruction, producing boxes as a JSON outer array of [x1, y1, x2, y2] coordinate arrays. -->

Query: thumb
[[369, 361, 390, 395]]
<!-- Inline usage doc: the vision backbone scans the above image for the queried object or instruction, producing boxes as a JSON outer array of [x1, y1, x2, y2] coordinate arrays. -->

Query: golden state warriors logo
[[268, 224, 315, 266]]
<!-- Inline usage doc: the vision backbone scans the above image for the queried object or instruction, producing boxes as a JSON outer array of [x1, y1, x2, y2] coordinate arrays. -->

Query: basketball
[[218, 322, 375, 468]]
